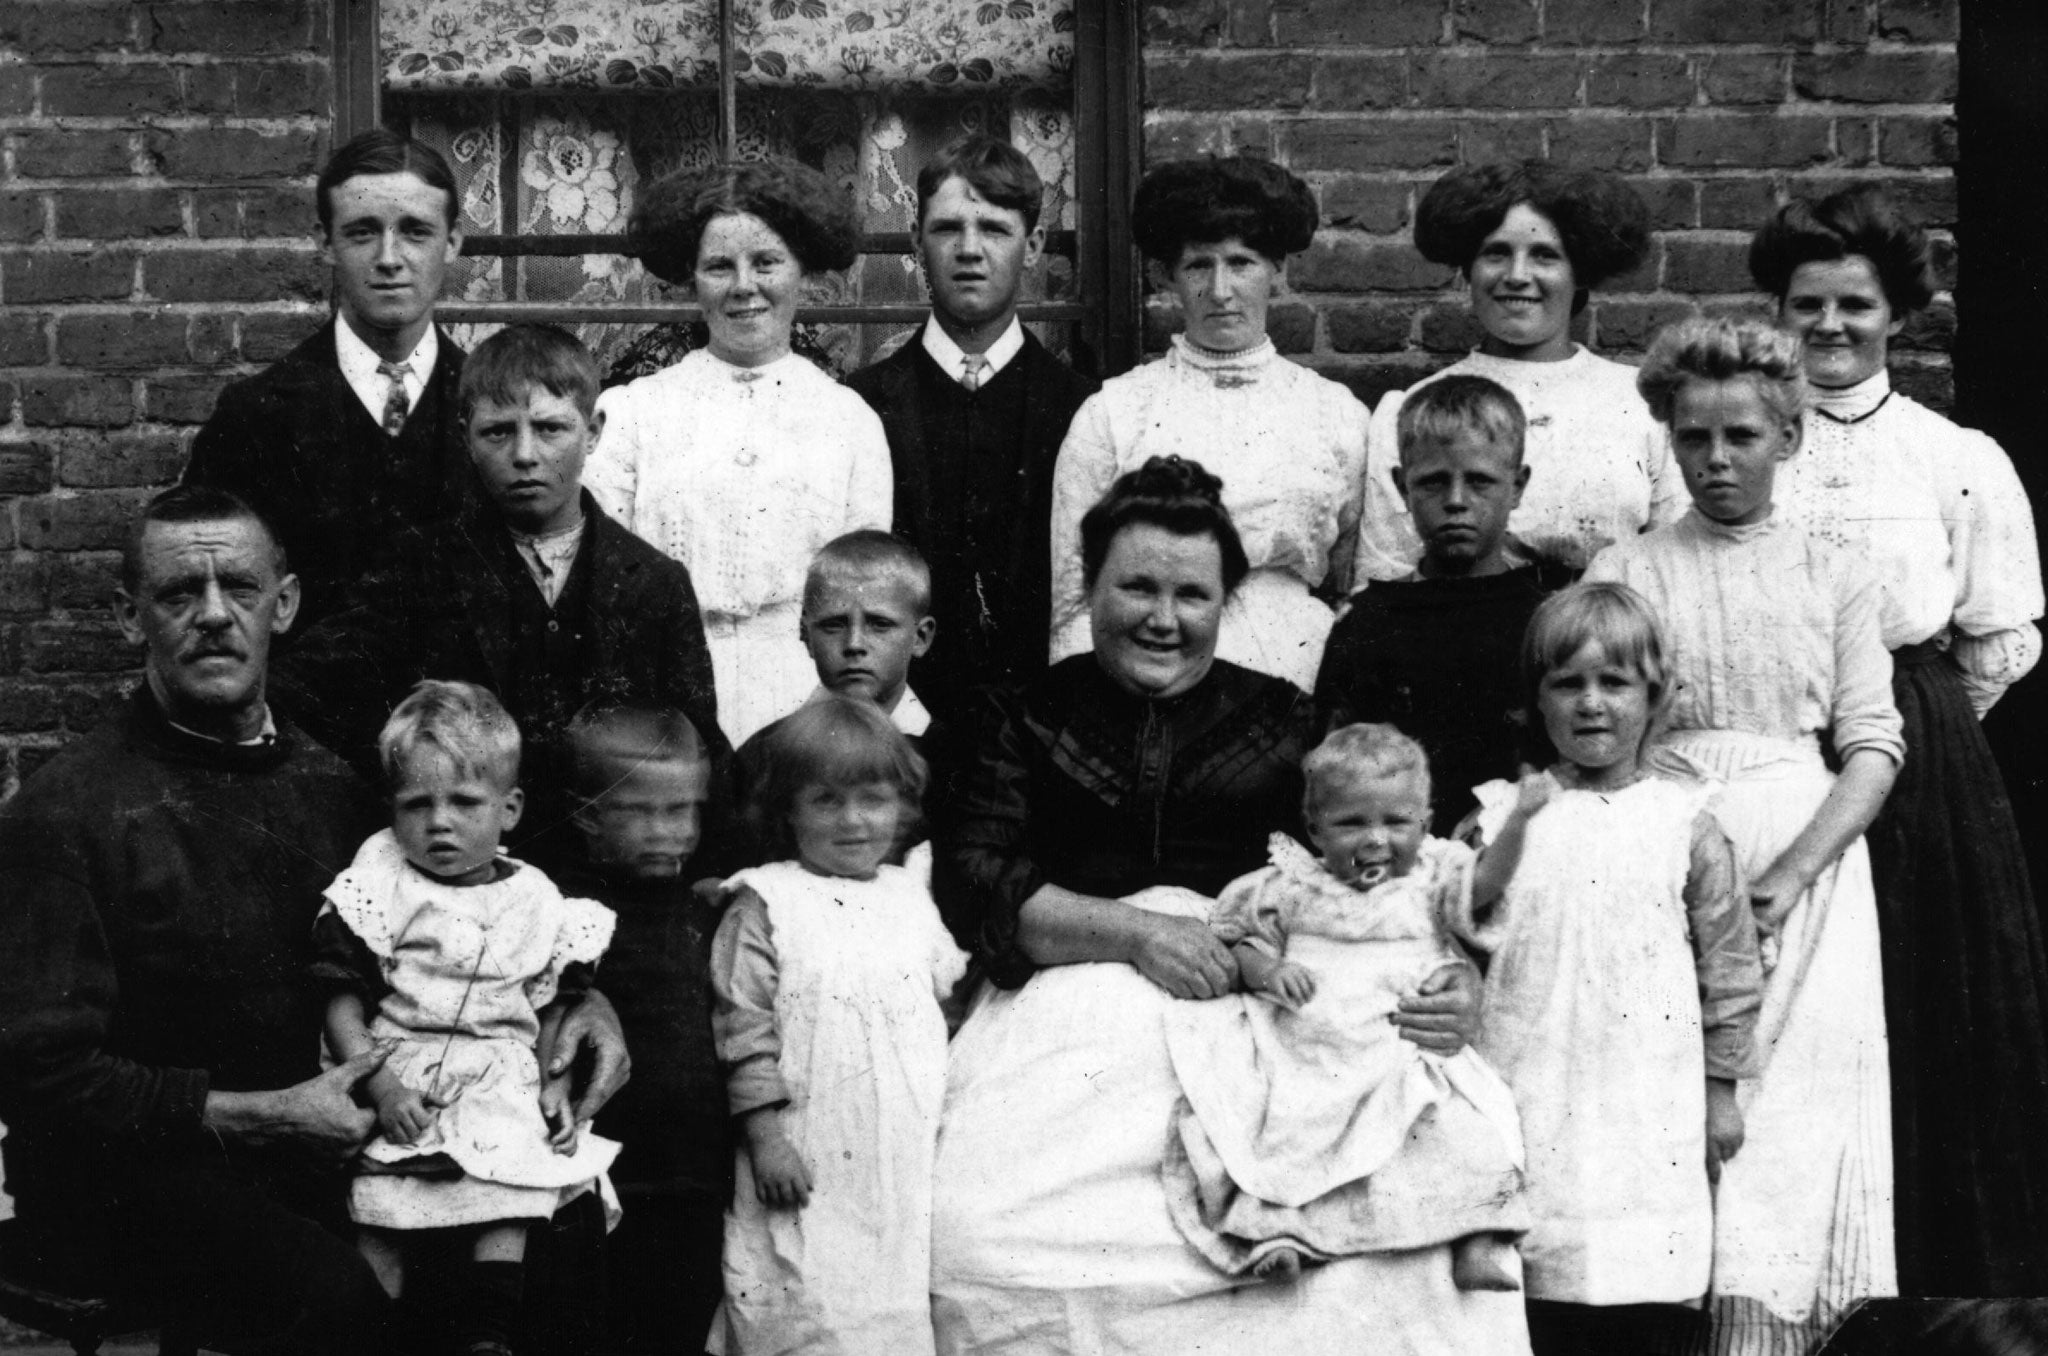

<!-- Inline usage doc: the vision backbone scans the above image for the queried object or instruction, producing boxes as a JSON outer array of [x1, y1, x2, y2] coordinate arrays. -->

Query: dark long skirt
[[1871, 644, 2048, 1297]]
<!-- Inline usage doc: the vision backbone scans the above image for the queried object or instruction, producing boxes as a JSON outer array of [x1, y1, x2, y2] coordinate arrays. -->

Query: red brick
[[1147, 54, 1313, 111], [1230, 0, 1275, 44], [195, 189, 239, 237], [1319, 177, 1410, 232], [1310, 56, 1406, 112], [1790, 173, 1955, 227], [189, 313, 235, 365], [1418, 303, 1484, 352], [16, 488, 155, 551], [1604, 237, 1662, 293], [1143, 0, 1231, 46], [1587, 54, 1693, 109], [1547, 116, 1652, 171], [1824, 0, 1875, 40], [1793, 52, 1956, 104], [55, 677, 130, 731], [235, 60, 329, 117], [142, 374, 227, 424], [183, 63, 238, 116], [1544, 0, 1643, 43], [1894, 299, 1955, 352], [39, 62, 181, 117], [0, 312, 46, 365], [54, 187, 184, 240], [1880, 117, 1957, 167], [0, 680, 62, 734], [240, 310, 322, 362], [1699, 55, 1787, 106], [143, 247, 324, 303], [2, 251, 134, 304], [0, 555, 49, 613], [0, 193, 44, 243], [151, 127, 323, 183], [0, 443, 52, 494], [1648, 0, 1820, 43], [1272, 0, 1445, 46], [1142, 115, 1276, 162], [48, 552, 122, 609], [24, 618, 133, 675], [1892, 361, 1950, 411], [1266, 301, 1316, 354], [1327, 302, 1412, 352], [1590, 299, 1697, 351], [1659, 115, 1833, 169], [20, 375, 134, 428], [0, 3, 135, 53], [1663, 236, 1754, 292], [0, 65, 36, 116], [1458, 117, 1544, 163], [1700, 178, 1779, 229], [13, 129, 135, 179], [1879, 0, 1957, 41], [1628, 176, 1697, 230], [1452, 0, 1537, 43], [1280, 119, 1458, 171], [55, 312, 192, 369], [1838, 118, 1875, 166], [56, 431, 185, 488], [1414, 54, 1579, 108], [145, 0, 316, 56], [1291, 236, 1452, 292]]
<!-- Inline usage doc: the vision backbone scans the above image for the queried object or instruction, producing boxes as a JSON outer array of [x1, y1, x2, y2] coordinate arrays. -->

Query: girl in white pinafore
[[708, 695, 967, 1356]]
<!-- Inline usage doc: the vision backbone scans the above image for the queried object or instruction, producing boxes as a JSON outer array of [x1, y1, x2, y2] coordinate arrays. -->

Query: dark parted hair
[[1415, 160, 1650, 292], [316, 128, 459, 234], [629, 158, 861, 287], [1131, 156, 1318, 266], [123, 484, 287, 592], [563, 701, 708, 802], [1635, 313, 1808, 427], [1396, 373, 1527, 469], [1078, 455, 1251, 595], [1747, 183, 1937, 315], [917, 134, 1044, 234], [804, 530, 933, 616], [745, 694, 928, 862], [458, 323, 602, 421]]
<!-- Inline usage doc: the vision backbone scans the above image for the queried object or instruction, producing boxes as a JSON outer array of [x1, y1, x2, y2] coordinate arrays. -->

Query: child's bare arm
[[324, 991, 376, 1060], [1472, 771, 1556, 907], [325, 992, 436, 1146], [1233, 940, 1315, 1010]]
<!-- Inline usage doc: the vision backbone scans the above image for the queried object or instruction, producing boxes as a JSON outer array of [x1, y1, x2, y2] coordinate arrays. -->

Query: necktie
[[960, 354, 986, 392], [378, 359, 413, 436]]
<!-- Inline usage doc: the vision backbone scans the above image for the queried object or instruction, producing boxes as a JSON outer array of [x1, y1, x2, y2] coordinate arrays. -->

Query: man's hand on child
[[744, 1109, 813, 1209], [1259, 961, 1317, 1011], [540, 1075, 580, 1154], [1394, 962, 1481, 1054], [1704, 1078, 1744, 1183]]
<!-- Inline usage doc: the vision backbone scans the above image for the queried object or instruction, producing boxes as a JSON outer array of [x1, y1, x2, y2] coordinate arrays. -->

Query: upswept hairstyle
[[745, 694, 928, 862], [1302, 723, 1433, 821], [123, 484, 286, 591], [378, 679, 522, 792], [1078, 455, 1251, 595], [1520, 582, 1670, 764], [1634, 314, 1808, 427], [316, 128, 459, 234], [629, 158, 861, 287], [458, 323, 602, 421], [563, 701, 707, 802], [1747, 183, 1937, 315], [804, 530, 933, 616], [1131, 156, 1318, 266], [1396, 373, 1528, 468], [916, 134, 1044, 233], [1415, 160, 1650, 293]]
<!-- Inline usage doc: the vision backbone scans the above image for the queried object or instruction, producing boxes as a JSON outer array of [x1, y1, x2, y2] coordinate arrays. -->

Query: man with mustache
[[184, 129, 471, 640], [846, 135, 1098, 723]]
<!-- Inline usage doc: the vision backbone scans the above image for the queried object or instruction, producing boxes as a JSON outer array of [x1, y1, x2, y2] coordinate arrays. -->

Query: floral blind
[[384, 0, 1077, 95]]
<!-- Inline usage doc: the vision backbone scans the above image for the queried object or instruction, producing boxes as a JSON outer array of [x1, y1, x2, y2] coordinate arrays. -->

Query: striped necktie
[[377, 359, 413, 436], [960, 354, 986, 392]]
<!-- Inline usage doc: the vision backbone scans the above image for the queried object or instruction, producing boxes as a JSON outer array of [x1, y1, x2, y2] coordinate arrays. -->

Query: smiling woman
[[584, 160, 892, 743]]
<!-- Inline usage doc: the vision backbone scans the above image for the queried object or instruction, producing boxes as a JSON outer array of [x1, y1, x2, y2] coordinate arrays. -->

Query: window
[[334, 0, 1139, 379]]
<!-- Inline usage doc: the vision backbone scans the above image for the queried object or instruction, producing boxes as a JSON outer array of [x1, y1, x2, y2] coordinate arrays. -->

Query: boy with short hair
[[1314, 374, 1570, 835], [556, 703, 729, 1355]]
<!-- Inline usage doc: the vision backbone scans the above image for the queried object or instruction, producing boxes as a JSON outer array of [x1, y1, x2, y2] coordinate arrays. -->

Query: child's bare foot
[[1450, 1233, 1521, 1292], [1252, 1245, 1304, 1283]]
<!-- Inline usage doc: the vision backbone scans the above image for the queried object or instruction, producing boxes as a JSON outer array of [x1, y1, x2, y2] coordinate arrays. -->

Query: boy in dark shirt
[[1315, 375, 1570, 835], [557, 704, 728, 1353]]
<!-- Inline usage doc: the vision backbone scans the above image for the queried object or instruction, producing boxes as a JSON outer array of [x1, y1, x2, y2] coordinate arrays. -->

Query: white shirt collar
[[805, 683, 932, 736], [508, 515, 587, 608], [334, 316, 438, 425], [921, 315, 1025, 387], [166, 703, 279, 747]]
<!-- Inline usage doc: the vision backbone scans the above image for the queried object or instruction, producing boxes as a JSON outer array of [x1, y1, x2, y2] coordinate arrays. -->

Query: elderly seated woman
[[932, 456, 1531, 1355]]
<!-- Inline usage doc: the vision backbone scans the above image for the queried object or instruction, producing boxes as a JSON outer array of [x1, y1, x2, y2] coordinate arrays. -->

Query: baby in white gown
[[1163, 723, 1546, 1288]]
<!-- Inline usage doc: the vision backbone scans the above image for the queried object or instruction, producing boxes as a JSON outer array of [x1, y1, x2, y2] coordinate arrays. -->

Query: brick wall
[[0, 0, 333, 793], [1140, 0, 1960, 408]]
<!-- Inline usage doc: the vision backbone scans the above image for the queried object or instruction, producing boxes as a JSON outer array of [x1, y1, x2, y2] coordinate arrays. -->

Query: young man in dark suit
[[184, 129, 472, 637], [846, 135, 1099, 723]]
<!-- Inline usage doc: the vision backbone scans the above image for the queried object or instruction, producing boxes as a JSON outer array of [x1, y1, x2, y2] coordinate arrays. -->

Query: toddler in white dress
[[317, 681, 618, 1356], [1163, 723, 1543, 1288]]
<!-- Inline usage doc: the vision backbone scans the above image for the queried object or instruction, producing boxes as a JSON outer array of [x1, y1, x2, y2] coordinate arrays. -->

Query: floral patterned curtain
[[384, 0, 1075, 95]]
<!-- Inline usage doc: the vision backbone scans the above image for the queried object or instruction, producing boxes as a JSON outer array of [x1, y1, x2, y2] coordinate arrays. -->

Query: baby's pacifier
[[1350, 855, 1390, 888]]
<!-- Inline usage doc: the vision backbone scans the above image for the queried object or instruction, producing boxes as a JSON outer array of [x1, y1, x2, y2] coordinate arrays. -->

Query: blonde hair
[[378, 680, 522, 791], [1635, 313, 1808, 427], [1520, 582, 1670, 763], [1301, 723, 1432, 821]]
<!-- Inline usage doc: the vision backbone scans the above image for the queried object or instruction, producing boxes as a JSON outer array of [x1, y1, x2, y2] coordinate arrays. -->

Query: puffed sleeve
[[1210, 867, 1289, 954], [1325, 385, 1373, 597], [1355, 386, 1426, 583], [710, 885, 787, 1116], [309, 905, 387, 1002], [1934, 421, 2043, 713], [840, 394, 894, 533], [1048, 393, 1122, 663], [1828, 552, 1906, 766], [932, 687, 1048, 989], [549, 894, 617, 975], [1644, 423, 1688, 530], [586, 382, 643, 526], [1684, 810, 1762, 1081]]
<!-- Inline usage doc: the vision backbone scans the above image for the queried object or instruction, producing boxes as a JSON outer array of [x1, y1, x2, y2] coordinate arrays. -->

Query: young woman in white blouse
[[1048, 156, 1369, 693], [1357, 161, 1685, 583], [1750, 185, 2048, 1303], [587, 160, 891, 744]]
